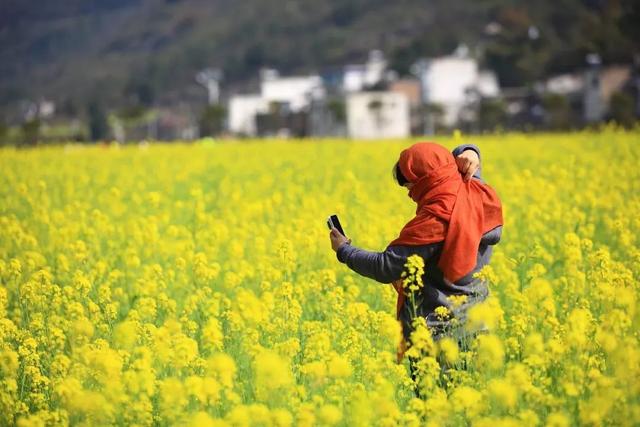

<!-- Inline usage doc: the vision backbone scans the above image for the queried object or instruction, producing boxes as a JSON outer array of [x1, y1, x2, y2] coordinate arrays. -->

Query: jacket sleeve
[[481, 225, 502, 245], [452, 144, 482, 180], [336, 244, 406, 284], [336, 244, 438, 284]]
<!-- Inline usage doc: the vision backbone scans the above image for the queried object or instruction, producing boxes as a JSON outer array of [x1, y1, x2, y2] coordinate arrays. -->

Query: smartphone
[[327, 214, 346, 237]]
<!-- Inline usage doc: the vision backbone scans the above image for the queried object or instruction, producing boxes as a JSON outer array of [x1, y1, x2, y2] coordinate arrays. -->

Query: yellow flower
[[434, 305, 451, 321], [208, 353, 236, 388], [405, 317, 435, 360], [16, 413, 46, 427], [487, 378, 518, 411], [186, 411, 224, 427], [2, 130, 640, 424], [301, 360, 326, 383], [171, 333, 199, 369], [318, 404, 342, 426], [113, 320, 138, 350], [447, 294, 468, 309], [465, 297, 503, 333], [253, 350, 293, 401], [475, 334, 505, 371], [272, 408, 293, 427], [450, 386, 484, 418], [402, 254, 425, 292], [437, 337, 459, 365], [0, 349, 19, 374], [202, 317, 225, 352], [327, 353, 352, 378], [545, 411, 570, 427], [566, 307, 594, 349], [422, 389, 450, 424]]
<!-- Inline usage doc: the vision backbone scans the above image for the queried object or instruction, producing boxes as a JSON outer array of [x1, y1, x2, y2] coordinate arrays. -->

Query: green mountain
[[1, 0, 638, 117]]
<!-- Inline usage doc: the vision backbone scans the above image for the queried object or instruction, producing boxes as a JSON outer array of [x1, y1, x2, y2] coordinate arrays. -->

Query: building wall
[[260, 76, 324, 112], [342, 51, 387, 93], [476, 71, 500, 98], [343, 66, 367, 93], [346, 92, 410, 139], [600, 66, 631, 103], [228, 95, 268, 136], [389, 79, 422, 107], [419, 57, 480, 126]]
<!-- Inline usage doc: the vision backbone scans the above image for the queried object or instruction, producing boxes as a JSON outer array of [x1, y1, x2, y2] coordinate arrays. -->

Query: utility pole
[[583, 53, 603, 124], [411, 59, 433, 135], [634, 54, 640, 120], [196, 68, 223, 105]]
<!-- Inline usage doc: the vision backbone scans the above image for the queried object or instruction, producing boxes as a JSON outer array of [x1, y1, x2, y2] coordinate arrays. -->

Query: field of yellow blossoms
[[1, 128, 639, 426]]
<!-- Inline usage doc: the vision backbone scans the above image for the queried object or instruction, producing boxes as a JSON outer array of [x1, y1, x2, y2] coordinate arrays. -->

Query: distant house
[[544, 73, 584, 95], [600, 66, 632, 104], [542, 63, 632, 123], [389, 79, 422, 106], [155, 109, 198, 140], [389, 78, 423, 135], [260, 70, 325, 112], [23, 99, 56, 121], [413, 47, 500, 127], [346, 92, 410, 139], [228, 70, 325, 136], [475, 71, 500, 98], [228, 95, 268, 136], [342, 50, 390, 93]]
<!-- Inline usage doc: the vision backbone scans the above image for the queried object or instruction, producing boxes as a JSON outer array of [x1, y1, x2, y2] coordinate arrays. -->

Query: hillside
[[0, 0, 638, 117]]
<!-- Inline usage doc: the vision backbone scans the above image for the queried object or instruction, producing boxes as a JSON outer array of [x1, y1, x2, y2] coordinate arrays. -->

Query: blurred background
[[0, 0, 639, 144]]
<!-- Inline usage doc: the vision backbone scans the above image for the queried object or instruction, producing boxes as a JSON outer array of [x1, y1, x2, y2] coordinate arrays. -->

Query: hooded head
[[396, 142, 462, 204], [389, 141, 503, 281]]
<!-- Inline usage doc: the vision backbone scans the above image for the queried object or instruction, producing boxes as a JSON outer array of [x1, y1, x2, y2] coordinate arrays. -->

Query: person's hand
[[455, 150, 480, 181], [329, 227, 351, 252]]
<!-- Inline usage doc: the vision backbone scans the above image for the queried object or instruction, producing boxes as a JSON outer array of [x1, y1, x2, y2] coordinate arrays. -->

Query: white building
[[228, 95, 268, 136], [260, 70, 325, 112], [228, 70, 325, 136], [475, 71, 500, 98], [544, 73, 584, 95], [541, 64, 632, 123], [346, 92, 410, 139], [413, 47, 500, 127], [342, 50, 389, 93]]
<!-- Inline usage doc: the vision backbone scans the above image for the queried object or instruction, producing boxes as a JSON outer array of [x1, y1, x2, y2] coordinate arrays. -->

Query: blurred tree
[[244, 43, 267, 70], [330, 2, 359, 27], [542, 94, 572, 130], [391, 34, 459, 77], [608, 91, 636, 128], [88, 101, 109, 141], [117, 105, 147, 122], [60, 98, 79, 117], [421, 103, 445, 134], [477, 98, 508, 132], [2, 0, 640, 119], [485, 6, 550, 86], [0, 119, 8, 146], [124, 80, 155, 107], [199, 105, 226, 137], [619, 0, 640, 52], [389, 46, 415, 77], [327, 99, 346, 123], [21, 119, 40, 146]]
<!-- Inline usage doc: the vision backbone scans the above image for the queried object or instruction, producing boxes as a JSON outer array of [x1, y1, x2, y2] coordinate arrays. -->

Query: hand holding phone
[[327, 214, 351, 252], [327, 214, 346, 236]]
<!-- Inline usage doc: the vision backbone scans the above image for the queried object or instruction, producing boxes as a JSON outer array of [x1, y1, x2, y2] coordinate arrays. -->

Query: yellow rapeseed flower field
[[1, 128, 639, 426]]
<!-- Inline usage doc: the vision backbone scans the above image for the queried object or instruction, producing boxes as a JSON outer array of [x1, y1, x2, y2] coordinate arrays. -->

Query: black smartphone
[[327, 214, 346, 237]]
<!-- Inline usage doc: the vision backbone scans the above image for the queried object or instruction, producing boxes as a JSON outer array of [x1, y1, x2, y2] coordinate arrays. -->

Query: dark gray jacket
[[336, 144, 502, 341]]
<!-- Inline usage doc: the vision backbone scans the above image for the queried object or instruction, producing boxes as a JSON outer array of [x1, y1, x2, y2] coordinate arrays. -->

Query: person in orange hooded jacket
[[329, 142, 503, 382]]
